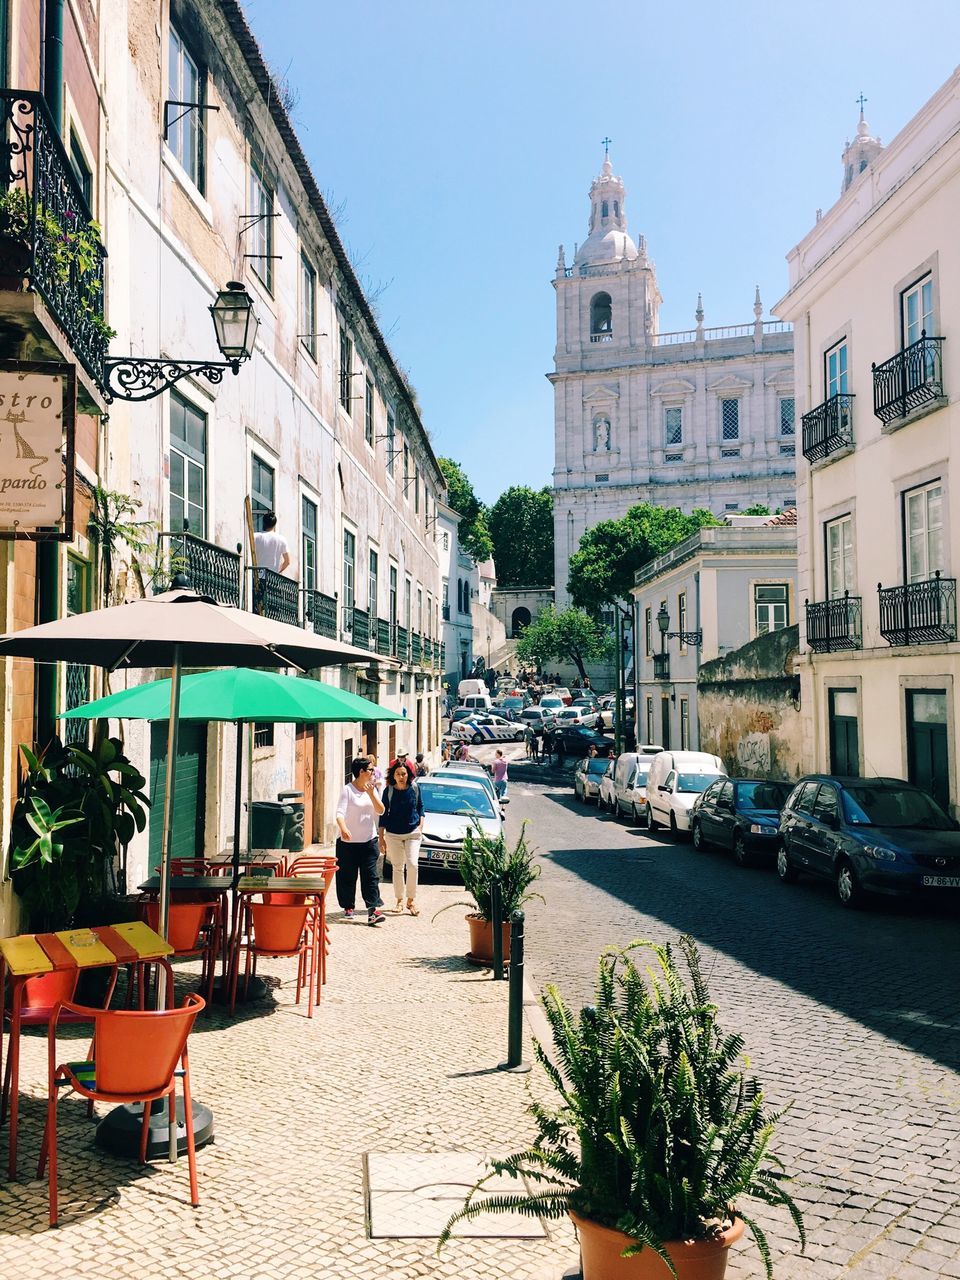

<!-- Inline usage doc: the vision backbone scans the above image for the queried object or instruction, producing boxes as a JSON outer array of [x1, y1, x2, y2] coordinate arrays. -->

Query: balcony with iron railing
[[652, 652, 670, 680], [411, 632, 422, 665], [441, 603, 450, 621], [801, 393, 855, 463], [351, 606, 370, 649], [376, 617, 392, 656], [873, 333, 945, 424], [878, 572, 957, 646], [0, 90, 109, 405], [396, 624, 410, 662], [248, 567, 300, 626], [301, 589, 338, 639], [156, 526, 242, 606], [805, 593, 862, 653]]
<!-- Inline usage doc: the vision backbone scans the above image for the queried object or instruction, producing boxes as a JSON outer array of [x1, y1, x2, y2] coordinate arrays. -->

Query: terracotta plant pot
[[569, 1210, 745, 1280], [465, 912, 511, 965]]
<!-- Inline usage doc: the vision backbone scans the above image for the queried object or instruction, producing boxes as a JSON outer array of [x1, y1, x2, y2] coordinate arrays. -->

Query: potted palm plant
[[437, 823, 542, 964], [440, 935, 805, 1279]]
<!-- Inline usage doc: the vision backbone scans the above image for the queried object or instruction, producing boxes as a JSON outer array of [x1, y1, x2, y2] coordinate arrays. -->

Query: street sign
[[0, 360, 76, 539]]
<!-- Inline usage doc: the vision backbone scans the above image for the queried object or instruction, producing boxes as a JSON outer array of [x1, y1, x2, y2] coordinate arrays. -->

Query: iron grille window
[[339, 325, 352, 411], [249, 163, 274, 292], [300, 255, 317, 358], [250, 455, 274, 531], [365, 378, 374, 446], [170, 392, 206, 535], [595, 473, 609, 483], [779, 397, 795, 437], [664, 406, 682, 446], [254, 724, 274, 749], [721, 399, 740, 441], [302, 496, 317, 592], [168, 24, 204, 189]]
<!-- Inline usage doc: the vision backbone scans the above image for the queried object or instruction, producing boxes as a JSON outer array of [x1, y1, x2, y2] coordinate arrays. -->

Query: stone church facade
[[551, 153, 798, 606]]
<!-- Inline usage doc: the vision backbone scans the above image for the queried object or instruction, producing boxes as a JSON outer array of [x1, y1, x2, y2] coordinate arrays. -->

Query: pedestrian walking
[[414, 752, 429, 777], [335, 757, 386, 925], [529, 726, 541, 763], [492, 749, 508, 800], [524, 723, 535, 759], [378, 760, 424, 916]]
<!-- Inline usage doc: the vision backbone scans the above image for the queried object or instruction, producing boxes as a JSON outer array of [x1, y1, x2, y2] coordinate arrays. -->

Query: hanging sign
[[0, 361, 76, 540]]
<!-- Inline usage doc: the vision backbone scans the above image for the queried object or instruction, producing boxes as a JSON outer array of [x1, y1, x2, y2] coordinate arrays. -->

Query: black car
[[778, 774, 960, 908], [549, 725, 612, 760], [691, 777, 792, 865]]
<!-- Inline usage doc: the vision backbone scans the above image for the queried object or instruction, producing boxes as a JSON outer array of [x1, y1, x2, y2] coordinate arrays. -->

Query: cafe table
[[0, 921, 174, 1179], [230, 876, 328, 1017], [137, 874, 237, 973]]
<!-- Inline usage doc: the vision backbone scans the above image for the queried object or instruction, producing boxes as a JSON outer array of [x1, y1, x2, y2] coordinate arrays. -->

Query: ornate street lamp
[[656, 604, 702, 648], [103, 282, 259, 402]]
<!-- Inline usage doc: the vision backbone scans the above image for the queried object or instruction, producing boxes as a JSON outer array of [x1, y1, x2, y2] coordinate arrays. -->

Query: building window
[[368, 548, 379, 619], [720, 398, 740, 441], [677, 592, 687, 650], [724, 503, 739, 512], [386, 411, 396, 476], [403, 443, 410, 498], [904, 481, 943, 583], [250, 455, 274, 531], [825, 340, 848, 398], [646, 695, 654, 744], [70, 131, 92, 208], [339, 324, 353, 412], [365, 378, 375, 446], [414, 468, 420, 514], [755, 584, 789, 635], [457, 579, 463, 613], [389, 564, 398, 626], [404, 578, 412, 630], [664, 406, 682, 446], [301, 496, 317, 592], [300, 255, 317, 358], [169, 392, 206, 534], [417, 587, 423, 634], [825, 514, 854, 599], [680, 698, 690, 749], [828, 689, 859, 777], [595, 473, 609, 484], [644, 606, 652, 656], [248, 163, 274, 292], [168, 24, 203, 189], [902, 275, 934, 348], [342, 529, 356, 609], [779, 397, 795, 437]]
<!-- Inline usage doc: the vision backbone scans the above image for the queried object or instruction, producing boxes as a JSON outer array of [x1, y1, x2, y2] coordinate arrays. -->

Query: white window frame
[[902, 275, 934, 349], [904, 480, 943, 584], [825, 514, 855, 599], [248, 162, 274, 293], [825, 340, 848, 399], [342, 527, 356, 610], [168, 24, 203, 190], [300, 254, 317, 359], [169, 391, 207, 535], [301, 493, 318, 593], [368, 546, 379, 621], [754, 583, 789, 636]]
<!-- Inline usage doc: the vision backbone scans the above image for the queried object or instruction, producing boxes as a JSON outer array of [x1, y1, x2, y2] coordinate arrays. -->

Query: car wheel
[[692, 820, 704, 851], [514, 729, 525, 742], [633, 802, 643, 825], [646, 805, 658, 831], [472, 733, 484, 745], [669, 812, 679, 839], [732, 832, 751, 867], [836, 857, 865, 909], [776, 845, 798, 884]]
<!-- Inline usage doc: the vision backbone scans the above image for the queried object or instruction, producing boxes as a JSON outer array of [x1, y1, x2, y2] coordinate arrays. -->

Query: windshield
[[541, 698, 562, 708], [628, 763, 652, 786], [442, 770, 492, 789], [677, 772, 720, 794], [841, 785, 954, 830], [503, 698, 524, 708], [586, 758, 608, 775], [737, 781, 790, 810], [419, 783, 496, 819]]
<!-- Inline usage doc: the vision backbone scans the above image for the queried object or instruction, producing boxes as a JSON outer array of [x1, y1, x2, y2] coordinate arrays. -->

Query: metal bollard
[[490, 877, 504, 981], [499, 910, 530, 1073]]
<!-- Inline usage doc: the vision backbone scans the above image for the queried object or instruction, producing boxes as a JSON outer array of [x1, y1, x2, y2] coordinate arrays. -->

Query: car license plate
[[922, 875, 960, 887], [426, 849, 459, 863]]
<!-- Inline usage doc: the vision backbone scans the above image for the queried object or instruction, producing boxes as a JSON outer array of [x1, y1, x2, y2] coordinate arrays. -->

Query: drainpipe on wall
[[35, 0, 66, 746], [694, 571, 701, 748]]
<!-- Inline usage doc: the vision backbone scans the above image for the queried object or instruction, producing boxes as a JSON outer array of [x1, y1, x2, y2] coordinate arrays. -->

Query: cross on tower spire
[[601, 136, 612, 157], [856, 92, 867, 115]]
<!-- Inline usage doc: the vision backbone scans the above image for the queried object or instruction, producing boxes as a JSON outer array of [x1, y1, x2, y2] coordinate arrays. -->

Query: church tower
[[841, 100, 884, 194]]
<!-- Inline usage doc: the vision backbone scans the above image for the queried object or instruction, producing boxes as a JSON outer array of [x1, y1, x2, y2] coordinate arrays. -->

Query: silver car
[[436, 761, 503, 810], [410, 776, 503, 870]]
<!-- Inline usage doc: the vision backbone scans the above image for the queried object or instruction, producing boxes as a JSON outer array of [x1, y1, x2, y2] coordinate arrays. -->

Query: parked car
[[600, 751, 658, 821], [394, 775, 502, 871], [553, 705, 599, 729], [538, 694, 566, 717], [778, 775, 960, 907], [448, 713, 526, 745], [457, 679, 488, 700], [496, 695, 530, 720], [460, 693, 494, 714], [646, 751, 726, 835], [435, 761, 503, 810], [519, 706, 553, 731], [574, 755, 612, 802], [598, 694, 635, 730], [550, 725, 613, 759], [450, 707, 476, 725], [691, 778, 793, 864], [553, 687, 573, 706]]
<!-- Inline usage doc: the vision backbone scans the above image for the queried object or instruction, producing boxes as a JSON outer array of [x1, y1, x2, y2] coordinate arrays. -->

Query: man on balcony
[[254, 511, 290, 574]]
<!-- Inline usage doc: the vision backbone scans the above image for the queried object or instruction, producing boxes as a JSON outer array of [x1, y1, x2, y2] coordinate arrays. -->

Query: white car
[[538, 695, 566, 717], [598, 695, 635, 730], [413, 776, 503, 869], [553, 705, 599, 729], [435, 761, 502, 809], [647, 767, 724, 836], [448, 713, 526, 745], [574, 755, 612, 803], [600, 753, 656, 821]]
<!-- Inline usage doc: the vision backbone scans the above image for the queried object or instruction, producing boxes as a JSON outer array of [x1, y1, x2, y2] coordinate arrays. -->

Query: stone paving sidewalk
[[0, 881, 578, 1280]]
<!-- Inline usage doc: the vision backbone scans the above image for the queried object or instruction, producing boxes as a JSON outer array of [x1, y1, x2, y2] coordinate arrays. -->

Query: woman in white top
[[335, 757, 386, 925]]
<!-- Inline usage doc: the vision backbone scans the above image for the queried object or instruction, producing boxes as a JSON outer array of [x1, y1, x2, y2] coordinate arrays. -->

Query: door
[[828, 689, 859, 776], [786, 781, 821, 868], [149, 722, 207, 866], [808, 784, 841, 875], [660, 698, 671, 751], [295, 725, 316, 844], [714, 780, 736, 847], [906, 689, 949, 810]]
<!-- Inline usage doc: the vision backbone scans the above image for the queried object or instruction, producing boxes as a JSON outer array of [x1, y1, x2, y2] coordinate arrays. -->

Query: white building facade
[[437, 499, 475, 683], [776, 82, 960, 814], [551, 154, 798, 606]]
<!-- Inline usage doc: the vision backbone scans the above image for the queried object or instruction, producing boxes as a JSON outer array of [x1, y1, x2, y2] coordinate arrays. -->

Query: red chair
[[286, 856, 337, 985], [38, 993, 204, 1226], [230, 903, 315, 1017], [142, 901, 220, 1006]]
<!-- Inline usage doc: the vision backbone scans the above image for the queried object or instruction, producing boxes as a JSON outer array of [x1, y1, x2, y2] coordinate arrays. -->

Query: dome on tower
[[841, 99, 883, 194], [574, 151, 638, 267]]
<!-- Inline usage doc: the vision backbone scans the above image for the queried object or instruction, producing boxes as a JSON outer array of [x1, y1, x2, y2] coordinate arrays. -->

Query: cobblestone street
[[515, 766, 960, 1280]]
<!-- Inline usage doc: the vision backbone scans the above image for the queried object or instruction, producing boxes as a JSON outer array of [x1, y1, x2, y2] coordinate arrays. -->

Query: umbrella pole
[[158, 645, 183, 1164], [231, 719, 244, 925]]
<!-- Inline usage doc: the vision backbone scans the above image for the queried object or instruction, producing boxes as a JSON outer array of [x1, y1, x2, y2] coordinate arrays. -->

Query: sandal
[[395, 900, 404, 914], [406, 899, 420, 916]]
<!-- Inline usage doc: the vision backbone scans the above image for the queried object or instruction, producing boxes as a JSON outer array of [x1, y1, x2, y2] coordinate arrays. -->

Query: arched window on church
[[457, 579, 463, 613], [601, 200, 609, 219], [590, 292, 612, 343], [613, 200, 620, 218]]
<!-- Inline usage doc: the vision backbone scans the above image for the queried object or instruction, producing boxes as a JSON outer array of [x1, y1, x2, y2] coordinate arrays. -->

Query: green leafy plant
[[436, 822, 543, 922], [10, 736, 150, 930], [86, 484, 157, 608], [440, 936, 805, 1279]]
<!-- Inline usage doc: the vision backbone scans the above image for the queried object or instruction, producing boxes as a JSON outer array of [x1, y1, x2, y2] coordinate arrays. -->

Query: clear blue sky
[[248, 0, 960, 504]]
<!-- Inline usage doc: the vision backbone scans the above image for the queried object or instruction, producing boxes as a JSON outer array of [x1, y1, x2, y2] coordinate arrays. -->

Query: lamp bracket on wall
[[664, 629, 702, 647], [102, 356, 239, 403], [163, 100, 220, 140]]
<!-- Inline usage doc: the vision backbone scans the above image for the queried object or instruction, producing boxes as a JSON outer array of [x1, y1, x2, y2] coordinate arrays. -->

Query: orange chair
[[230, 903, 315, 1016], [286, 855, 337, 985], [142, 901, 220, 1006], [38, 992, 204, 1226]]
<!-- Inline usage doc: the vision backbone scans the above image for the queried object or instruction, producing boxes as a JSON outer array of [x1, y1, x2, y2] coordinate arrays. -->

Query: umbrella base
[[210, 974, 269, 1005], [95, 1097, 214, 1161]]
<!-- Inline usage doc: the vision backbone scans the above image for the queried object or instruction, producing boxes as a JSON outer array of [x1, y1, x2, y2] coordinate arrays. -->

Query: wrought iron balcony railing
[[376, 618, 392, 656], [303, 589, 338, 639], [351, 606, 370, 649], [411, 632, 422, 666], [872, 333, 945, 424], [801, 393, 855, 462], [421, 636, 432, 667], [396, 624, 409, 661], [441, 604, 450, 621], [878, 573, 957, 646], [157, 528, 241, 606], [340, 603, 354, 641], [249, 567, 300, 626], [653, 652, 670, 680], [439, 642, 446, 670], [0, 90, 109, 390], [805, 593, 862, 653]]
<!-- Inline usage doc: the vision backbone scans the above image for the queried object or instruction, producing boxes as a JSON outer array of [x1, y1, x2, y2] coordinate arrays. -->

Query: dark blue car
[[690, 777, 792, 864], [778, 775, 960, 908]]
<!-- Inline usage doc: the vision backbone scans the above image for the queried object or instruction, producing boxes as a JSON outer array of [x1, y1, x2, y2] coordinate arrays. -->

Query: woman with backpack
[[377, 760, 425, 916]]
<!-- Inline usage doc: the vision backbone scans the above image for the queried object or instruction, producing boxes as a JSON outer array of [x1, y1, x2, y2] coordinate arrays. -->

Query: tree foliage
[[743, 503, 771, 516], [515, 605, 611, 681], [438, 456, 493, 562], [488, 486, 554, 588], [568, 503, 722, 612]]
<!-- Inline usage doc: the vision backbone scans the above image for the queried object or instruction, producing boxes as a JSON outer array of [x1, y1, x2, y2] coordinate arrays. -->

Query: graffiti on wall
[[736, 733, 772, 775]]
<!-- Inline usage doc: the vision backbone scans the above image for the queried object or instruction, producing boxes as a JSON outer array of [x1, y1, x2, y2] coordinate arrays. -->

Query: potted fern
[[439, 823, 542, 964], [440, 935, 805, 1278]]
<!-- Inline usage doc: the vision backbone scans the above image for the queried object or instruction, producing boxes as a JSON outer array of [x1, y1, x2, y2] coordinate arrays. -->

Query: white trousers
[[384, 830, 422, 900]]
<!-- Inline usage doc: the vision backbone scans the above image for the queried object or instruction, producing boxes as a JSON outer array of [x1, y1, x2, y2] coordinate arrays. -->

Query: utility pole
[[614, 608, 623, 756]]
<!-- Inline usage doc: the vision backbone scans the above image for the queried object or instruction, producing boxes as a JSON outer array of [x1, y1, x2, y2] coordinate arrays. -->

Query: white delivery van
[[646, 751, 726, 835], [460, 693, 494, 713], [606, 752, 659, 822], [457, 679, 487, 701]]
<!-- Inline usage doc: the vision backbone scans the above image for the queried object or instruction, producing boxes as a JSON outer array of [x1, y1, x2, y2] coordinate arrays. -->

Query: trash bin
[[278, 790, 305, 853], [250, 800, 291, 849]]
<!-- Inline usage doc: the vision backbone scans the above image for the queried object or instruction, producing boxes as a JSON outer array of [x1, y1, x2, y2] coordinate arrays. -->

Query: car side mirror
[[821, 812, 840, 830], [659, 784, 670, 793]]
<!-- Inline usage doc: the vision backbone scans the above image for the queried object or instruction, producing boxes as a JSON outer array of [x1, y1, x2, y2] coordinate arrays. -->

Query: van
[[460, 693, 494, 714], [457, 679, 487, 701], [609, 751, 660, 821], [646, 751, 726, 835]]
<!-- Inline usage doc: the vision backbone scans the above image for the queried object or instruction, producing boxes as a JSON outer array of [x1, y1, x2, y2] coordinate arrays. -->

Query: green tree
[[743, 503, 771, 516], [515, 605, 611, 682], [438, 456, 493, 562], [568, 503, 721, 613], [488, 485, 554, 587]]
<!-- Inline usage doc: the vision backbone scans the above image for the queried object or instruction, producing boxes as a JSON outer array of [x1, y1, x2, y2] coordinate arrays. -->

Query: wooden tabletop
[[0, 922, 173, 978], [236, 876, 327, 894], [138, 875, 235, 892]]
